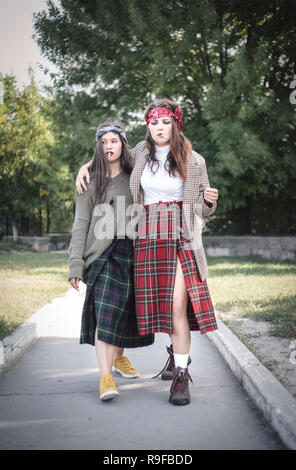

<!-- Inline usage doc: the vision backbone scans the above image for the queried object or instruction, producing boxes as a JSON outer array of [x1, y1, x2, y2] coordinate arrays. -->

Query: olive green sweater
[[68, 171, 133, 282]]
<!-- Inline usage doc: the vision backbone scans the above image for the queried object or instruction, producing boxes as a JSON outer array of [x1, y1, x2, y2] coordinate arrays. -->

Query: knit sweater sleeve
[[68, 187, 93, 280]]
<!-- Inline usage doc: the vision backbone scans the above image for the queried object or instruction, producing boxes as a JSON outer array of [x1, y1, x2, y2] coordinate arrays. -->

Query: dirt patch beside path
[[217, 313, 296, 399]]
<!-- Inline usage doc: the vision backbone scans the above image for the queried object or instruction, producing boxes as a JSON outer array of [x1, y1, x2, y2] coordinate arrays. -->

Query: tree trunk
[[11, 213, 18, 241], [239, 200, 252, 235], [20, 215, 30, 234], [39, 199, 42, 237], [46, 202, 50, 234]]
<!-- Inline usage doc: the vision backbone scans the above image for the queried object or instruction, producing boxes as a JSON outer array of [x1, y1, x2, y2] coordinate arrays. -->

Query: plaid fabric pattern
[[134, 201, 218, 336], [80, 237, 154, 348], [129, 141, 217, 281]]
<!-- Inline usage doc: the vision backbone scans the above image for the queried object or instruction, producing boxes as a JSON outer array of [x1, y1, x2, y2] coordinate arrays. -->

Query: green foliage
[[0, 73, 74, 236], [33, 0, 296, 234]]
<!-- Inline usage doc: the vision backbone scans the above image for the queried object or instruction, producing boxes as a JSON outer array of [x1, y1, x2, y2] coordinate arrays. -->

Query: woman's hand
[[69, 277, 81, 291], [76, 162, 91, 194], [204, 187, 219, 204]]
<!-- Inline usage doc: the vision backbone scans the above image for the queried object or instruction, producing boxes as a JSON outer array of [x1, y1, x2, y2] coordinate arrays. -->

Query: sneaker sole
[[112, 366, 139, 378], [100, 390, 119, 401]]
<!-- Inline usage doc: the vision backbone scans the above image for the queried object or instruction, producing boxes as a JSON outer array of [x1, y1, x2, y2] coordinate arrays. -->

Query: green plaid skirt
[[80, 237, 154, 348]]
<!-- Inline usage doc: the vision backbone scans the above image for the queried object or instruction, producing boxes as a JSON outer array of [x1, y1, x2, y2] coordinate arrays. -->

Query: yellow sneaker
[[112, 354, 139, 378], [99, 373, 119, 401]]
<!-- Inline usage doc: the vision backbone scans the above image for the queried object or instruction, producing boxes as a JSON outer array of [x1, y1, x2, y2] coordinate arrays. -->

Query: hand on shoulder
[[76, 162, 91, 194]]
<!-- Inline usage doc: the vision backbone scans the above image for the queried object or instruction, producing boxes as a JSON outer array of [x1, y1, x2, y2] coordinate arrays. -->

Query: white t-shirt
[[141, 145, 184, 205]]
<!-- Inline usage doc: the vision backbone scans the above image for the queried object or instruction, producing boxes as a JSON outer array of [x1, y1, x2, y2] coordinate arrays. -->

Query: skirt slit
[[134, 201, 218, 336]]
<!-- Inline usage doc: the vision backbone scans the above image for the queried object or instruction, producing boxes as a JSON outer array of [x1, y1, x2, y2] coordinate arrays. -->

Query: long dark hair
[[144, 98, 192, 180], [90, 121, 131, 204]]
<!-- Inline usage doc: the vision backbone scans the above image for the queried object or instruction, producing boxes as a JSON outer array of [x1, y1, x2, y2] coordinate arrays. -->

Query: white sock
[[174, 353, 189, 369]]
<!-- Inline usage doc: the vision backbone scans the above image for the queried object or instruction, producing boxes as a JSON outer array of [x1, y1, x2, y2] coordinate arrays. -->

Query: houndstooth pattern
[[128, 141, 217, 281]]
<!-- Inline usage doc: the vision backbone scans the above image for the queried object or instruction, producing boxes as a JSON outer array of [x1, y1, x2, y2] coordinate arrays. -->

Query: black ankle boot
[[169, 367, 193, 406], [152, 344, 191, 380]]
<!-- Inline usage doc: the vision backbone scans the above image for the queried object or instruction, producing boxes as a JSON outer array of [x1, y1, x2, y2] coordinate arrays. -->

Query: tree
[[0, 74, 48, 238], [33, 0, 296, 234], [0, 73, 74, 239]]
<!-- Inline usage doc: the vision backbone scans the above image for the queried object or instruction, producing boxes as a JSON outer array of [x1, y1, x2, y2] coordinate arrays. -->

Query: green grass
[[207, 256, 296, 338], [0, 252, 69, 341], [0, 252, 295, 343], [0, 239, 35, 253]]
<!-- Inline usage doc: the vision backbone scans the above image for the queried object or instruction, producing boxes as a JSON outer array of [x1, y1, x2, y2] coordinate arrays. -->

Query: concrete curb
[[1, 292, 296, 449], [208, 318, 296, 450]]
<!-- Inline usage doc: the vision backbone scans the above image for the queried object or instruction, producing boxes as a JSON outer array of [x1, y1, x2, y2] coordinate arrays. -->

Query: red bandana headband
[[146, 106, 183, 132]]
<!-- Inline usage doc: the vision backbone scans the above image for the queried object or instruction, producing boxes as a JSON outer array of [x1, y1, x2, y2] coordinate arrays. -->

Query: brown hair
[[90, 121, 131, 204], [144, 98, 192, 179]]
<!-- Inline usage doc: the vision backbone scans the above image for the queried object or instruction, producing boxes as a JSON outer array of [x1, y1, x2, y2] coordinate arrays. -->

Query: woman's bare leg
[[94, 327, 118, 376], [170, 257, 191, 354], [113, 347, 124, 359], [95, 328, 119, 400]]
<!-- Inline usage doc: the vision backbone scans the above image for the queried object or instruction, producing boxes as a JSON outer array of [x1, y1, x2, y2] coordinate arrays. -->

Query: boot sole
[[169, 397, 191, 406]]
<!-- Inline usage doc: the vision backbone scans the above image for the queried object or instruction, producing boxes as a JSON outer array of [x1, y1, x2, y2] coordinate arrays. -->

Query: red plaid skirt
[[134, 201, 218, 336]]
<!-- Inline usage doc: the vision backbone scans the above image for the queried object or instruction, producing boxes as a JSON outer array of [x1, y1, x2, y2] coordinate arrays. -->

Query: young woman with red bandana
[[76, 99, 219, 405]]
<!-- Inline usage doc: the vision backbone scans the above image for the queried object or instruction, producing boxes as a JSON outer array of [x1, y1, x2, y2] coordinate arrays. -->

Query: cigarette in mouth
[[107, 152, 112, 157]]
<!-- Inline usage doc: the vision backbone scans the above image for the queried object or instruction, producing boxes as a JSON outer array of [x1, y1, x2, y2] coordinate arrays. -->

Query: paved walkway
[[0, 290, 286, 450]]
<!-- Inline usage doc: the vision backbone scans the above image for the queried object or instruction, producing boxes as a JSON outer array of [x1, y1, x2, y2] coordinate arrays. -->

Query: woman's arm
[[76, 160, 92, 194], [68, 188, 92, 282], [75, 142, 143, 194], [198, 157, 218, 217], [75, 140, 146, 195], [128, 141, 146, 169], [128, 145, 137, 169]]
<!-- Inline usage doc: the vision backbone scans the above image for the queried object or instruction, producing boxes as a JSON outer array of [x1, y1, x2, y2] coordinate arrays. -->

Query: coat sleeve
[[128, 141, 146, 169], [198, 157, 217, 217], [68, 187, 93, 280]]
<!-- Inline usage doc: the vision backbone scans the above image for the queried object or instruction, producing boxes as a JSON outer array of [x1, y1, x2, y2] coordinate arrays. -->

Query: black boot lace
[[152, 345, 174, 379]]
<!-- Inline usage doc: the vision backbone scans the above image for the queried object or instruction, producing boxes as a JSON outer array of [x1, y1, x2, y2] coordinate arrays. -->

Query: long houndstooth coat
[[128, 141, 217, 281]]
